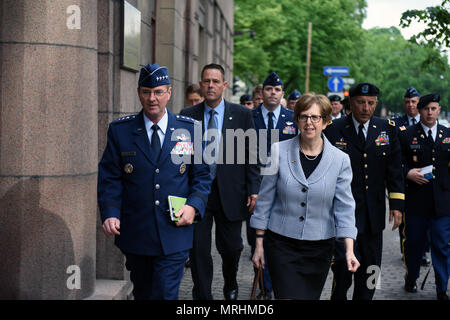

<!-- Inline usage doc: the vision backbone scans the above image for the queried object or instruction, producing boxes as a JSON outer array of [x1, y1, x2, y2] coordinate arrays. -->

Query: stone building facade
[[0, 0, 234, 299]]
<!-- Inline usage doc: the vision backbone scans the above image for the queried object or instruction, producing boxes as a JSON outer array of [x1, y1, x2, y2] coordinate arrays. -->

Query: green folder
[[168, 195, 187, 221]]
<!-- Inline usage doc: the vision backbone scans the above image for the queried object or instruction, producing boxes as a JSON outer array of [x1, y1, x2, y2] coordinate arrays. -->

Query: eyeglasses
[[140, 89, 168, 97], [298, 115, 324, 123]]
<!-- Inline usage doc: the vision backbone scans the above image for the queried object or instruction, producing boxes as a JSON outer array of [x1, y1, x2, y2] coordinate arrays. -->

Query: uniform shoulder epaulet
[[176, 114, 198, 124], [113, 114, 137, 124], [388, 119, 396, 127]]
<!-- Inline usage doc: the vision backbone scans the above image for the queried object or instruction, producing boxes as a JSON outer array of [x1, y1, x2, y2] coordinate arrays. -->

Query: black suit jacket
[[180, 100, 261, 221], [324, 114, 405, 235], [399, 123, 450, 217]]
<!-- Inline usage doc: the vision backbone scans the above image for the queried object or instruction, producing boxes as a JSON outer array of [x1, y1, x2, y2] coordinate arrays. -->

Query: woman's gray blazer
[[250, 135, 357, 241]]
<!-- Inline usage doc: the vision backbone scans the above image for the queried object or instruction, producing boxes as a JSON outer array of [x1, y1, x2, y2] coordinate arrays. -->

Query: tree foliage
[[233, 0, 449, 115], [399, 0, 450, 69], [234, 0, 366, 94]]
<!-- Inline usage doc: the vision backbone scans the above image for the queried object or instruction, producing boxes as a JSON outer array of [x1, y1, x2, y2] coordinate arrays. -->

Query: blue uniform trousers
[[404, 214, 450, 294], [124, 249, 189, 300]]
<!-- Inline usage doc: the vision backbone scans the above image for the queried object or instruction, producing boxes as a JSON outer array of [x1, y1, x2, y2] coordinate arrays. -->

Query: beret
[[288, 89, 301, 100], [404, 86, 420, 98], [138, 63, 170, 88], [263, 72, 283, 87], [349, 82, 380, 97], [417, 93, 440, 109]]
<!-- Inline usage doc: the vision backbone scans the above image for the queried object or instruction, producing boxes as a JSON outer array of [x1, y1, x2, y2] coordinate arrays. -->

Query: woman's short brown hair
[[293, 92, 332, 123]]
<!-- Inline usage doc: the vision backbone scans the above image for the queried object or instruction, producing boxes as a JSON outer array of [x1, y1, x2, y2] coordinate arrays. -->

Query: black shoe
[[421, 255, 431, 266], [256, 291, 272, 300], [437, 292, 449, 300], [224, 288, 238, 300], [264, 291, 273, 300], [404, 279, 417, 293]]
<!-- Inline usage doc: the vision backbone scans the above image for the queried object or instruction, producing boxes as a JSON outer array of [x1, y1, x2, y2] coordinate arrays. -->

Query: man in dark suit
[[97, 64, 211, 299], [180, 63, 260, 300], [399, 93, 449, 300], [324, 82, 405, 300]]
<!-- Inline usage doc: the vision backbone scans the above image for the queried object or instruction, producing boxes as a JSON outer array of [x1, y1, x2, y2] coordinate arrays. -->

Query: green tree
[[399, 0, 450, 69], [234, 0, 367, 94], [355, 27, 450, 115]]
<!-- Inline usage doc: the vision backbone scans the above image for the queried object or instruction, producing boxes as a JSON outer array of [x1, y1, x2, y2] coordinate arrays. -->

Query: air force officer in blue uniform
[[97, 64, 211, 300]]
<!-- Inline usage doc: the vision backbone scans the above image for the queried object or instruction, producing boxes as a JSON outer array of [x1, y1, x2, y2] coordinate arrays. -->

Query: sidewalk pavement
[[178, 214, 438, 300]]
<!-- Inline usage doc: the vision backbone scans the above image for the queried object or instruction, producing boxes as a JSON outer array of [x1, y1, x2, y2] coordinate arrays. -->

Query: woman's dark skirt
[[265, 229, 335, 300]]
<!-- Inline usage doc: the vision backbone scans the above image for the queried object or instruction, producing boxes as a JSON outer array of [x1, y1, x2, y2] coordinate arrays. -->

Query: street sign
[[343, 77, 355, 90], [323, 66, 349, 76], [328, 76, 344, 92]]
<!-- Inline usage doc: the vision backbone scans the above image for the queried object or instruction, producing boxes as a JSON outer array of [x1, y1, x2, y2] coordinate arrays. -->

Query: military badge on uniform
[[171, 142, 194, 155], [412, 137, 418, 144], [362, 84, 369, 94], [443, 137, 450, 144], [180, 163, 186, 174], [124, 163, 134, 174], [335, 138, 347, 150], [375, 132, 390, 146], [399, 126, 406, 131], [283, 126, 296, 134], [176, 134, 188, 141]]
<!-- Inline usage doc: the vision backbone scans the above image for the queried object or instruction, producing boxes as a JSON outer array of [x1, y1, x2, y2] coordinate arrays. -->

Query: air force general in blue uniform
[[97, 64, 211, 300]]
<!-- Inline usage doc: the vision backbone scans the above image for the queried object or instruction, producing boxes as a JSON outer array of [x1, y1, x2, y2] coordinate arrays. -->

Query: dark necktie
[[427, 129, 434, 144], [206, 110, 218, 179], [358, 123, 365, 148], [151, 124, 161, 161], [267, 112, 274, 154], [411, 118, 416, 126]]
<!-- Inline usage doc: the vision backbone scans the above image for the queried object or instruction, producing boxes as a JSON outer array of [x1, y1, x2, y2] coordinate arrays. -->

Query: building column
[[0, 0, 98, 299]]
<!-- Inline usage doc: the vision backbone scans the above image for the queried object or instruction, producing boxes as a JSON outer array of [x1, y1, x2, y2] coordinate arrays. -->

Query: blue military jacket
[[97, 110, 211, 256], [252, 104, 298, 156], [399, 123, 450, 217]]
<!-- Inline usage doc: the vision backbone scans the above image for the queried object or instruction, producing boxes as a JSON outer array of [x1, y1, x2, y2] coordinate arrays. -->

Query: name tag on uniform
[[171, 142, 194, 155], [282, 126, 296, 134], [375, 132, 389, 146], [409, 145, 420, 149], [121, 151, 136, 157]]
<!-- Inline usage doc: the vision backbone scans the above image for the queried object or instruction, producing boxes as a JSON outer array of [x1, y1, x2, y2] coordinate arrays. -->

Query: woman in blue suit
[[251, 93, 360, 300]]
